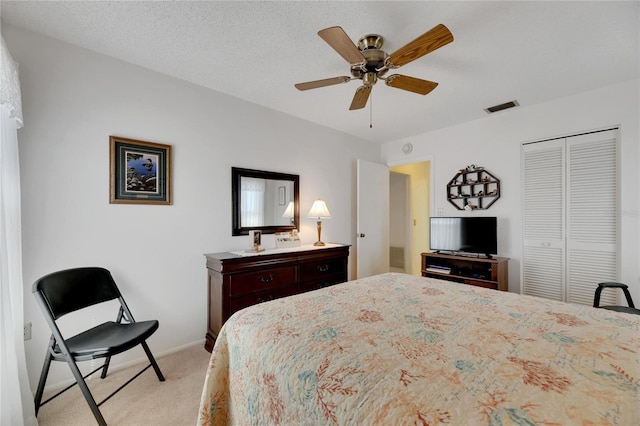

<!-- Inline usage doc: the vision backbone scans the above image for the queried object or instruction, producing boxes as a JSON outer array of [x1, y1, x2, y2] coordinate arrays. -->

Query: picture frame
[[249, 230, 265, 252], [109, 136, 172, 205], [278, 186, 286, 206]]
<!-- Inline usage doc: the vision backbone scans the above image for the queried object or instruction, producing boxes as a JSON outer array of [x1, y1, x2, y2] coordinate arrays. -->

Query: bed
[[198, 272, 639, 425]]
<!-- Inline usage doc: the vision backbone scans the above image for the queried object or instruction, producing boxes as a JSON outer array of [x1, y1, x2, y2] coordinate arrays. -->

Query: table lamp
[[308, 199, 331, 246]]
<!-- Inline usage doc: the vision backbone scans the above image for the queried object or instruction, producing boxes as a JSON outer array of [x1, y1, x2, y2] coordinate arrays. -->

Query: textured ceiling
[[2, 1, 638, 144]]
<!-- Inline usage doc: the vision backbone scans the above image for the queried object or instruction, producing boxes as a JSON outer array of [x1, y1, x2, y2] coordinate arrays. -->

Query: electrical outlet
[[24, 322, 32, 341]]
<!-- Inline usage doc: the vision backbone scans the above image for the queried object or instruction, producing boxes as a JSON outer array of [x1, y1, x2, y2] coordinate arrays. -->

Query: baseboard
[[154, 339, 206, 359]]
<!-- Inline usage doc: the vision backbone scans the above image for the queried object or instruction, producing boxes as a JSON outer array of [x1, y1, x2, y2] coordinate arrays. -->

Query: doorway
[[389, 161, 431, 276], [356, 158, 433, 279]]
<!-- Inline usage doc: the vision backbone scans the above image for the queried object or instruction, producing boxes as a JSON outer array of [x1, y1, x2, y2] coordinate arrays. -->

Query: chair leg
[[593, 285, 604, 308], [141, 341, 165, 381], [65, 358, 108, 426], [34, 350, 54, 415], [100, 356, 112, 379], [622, 288, 636, 308]]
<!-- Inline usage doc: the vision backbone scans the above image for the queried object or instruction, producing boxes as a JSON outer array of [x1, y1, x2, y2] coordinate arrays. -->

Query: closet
[[521, 128, 619, 305]]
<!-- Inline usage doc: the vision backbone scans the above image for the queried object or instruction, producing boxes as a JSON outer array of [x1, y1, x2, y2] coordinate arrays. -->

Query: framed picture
[[249, 230, 264, 252], [109, 136, 172, 205], [278, 186, 286, 206]]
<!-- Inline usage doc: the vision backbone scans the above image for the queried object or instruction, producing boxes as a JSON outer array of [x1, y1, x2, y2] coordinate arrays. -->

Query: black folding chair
[[32, 267, 165, 426], [593, 282, 640, 315]]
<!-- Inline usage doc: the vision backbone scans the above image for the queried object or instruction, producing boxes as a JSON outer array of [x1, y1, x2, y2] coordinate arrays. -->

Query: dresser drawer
[[229, 266, 297, 297], [229, 286, 298, 313], [298, 274, 345, 293], [300, 257, 346, 281]]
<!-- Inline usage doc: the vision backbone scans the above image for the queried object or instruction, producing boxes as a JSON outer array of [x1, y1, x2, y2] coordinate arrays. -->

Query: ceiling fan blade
[[385, 74, 438, 95], [318, 26, 366, 65], [295, 76, 351, 91], [386, 24, 453, 68], [349, 86, 371, 110]]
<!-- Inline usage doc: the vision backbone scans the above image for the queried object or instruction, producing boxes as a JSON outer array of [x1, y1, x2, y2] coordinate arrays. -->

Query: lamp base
[[314, 220, 325, 247]]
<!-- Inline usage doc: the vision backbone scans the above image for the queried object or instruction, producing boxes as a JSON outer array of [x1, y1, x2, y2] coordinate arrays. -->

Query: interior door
[[521, 128, 618, 305], [522, 139, 566, 301], [565, 130, 618, 305], [356, 159, 389, 278]]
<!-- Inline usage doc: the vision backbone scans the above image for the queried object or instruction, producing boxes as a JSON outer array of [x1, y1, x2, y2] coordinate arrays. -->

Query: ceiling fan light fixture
[[363, 72, 378, 86]]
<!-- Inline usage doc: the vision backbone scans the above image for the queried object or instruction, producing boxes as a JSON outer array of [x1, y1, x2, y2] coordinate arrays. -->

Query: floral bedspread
[[198, 273, 639, 425]]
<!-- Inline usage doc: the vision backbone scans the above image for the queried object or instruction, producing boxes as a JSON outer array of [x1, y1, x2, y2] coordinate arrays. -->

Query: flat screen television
[[429, 217, 497, 257]]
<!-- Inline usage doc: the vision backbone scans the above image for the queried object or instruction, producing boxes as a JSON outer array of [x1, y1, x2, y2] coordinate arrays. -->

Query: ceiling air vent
[[484, 100, 519, 114]]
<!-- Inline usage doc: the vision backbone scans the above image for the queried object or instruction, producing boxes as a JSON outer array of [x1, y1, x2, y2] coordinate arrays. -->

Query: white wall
[[382, 79, 640, 301], [3, 25, 379, 391], [8, 21, 639, 393]]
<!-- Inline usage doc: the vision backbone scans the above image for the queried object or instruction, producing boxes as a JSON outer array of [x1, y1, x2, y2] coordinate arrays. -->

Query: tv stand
[[421, 252, 509, 291]]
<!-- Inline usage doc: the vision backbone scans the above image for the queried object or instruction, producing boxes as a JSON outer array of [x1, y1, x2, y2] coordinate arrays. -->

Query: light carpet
[[35, 344, 211, 426]]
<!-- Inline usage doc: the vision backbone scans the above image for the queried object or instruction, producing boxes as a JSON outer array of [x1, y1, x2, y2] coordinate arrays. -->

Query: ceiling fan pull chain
[[369, 92, 373, 128]]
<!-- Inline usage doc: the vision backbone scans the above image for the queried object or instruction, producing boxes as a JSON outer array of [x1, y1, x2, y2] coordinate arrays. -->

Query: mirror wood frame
[[232, 167, 300, 236]]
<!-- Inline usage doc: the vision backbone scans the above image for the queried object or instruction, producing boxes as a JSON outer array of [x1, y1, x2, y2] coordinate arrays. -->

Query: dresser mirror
[[232, 167, 300, 236]]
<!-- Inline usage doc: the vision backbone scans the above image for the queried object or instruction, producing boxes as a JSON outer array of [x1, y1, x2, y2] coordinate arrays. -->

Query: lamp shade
[[307, 199, 331, 219], [282, 201, 295, 218]]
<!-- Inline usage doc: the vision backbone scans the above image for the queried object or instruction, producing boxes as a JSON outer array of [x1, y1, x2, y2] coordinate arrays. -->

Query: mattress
[[198, 272, 639, 425]]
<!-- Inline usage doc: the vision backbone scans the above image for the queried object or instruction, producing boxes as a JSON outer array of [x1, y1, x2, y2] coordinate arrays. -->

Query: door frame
[[388, 155, 436, 275]]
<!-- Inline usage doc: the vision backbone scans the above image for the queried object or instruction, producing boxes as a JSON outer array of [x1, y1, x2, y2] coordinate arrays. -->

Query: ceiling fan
[[295, 24, 454, 110]]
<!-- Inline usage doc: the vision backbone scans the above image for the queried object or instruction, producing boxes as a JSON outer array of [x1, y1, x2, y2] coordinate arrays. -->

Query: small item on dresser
[[248, 230, 265, 252], [275, 230, 301, 248]]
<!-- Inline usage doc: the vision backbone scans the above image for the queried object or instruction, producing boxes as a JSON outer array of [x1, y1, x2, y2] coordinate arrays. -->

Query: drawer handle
[[259, 274, 274, 283], [317, 264, 330, 272]]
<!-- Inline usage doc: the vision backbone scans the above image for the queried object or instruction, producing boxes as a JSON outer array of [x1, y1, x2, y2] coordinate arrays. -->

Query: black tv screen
[[429, 217, 497, 256]]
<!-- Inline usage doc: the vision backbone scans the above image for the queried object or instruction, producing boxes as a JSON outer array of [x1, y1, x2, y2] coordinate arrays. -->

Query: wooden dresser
[[204, 244, 349, 351]]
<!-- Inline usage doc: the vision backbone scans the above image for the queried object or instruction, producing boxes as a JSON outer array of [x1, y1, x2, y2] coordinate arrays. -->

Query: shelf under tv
[[421, 252, 509, 291]]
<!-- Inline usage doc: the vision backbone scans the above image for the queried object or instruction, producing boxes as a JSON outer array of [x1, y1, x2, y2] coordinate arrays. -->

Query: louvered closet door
[[522, 139, 565, 301], [522, 129, 618, 305], [566, 130, 618, 305]]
